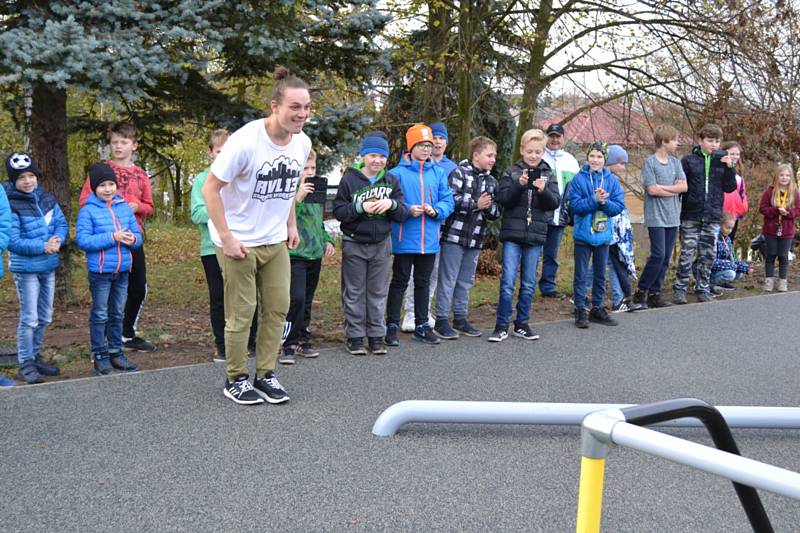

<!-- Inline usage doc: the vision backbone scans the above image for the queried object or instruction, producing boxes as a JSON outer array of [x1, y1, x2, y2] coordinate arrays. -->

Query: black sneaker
[[18, 360, 43, 384], [488, 325, 508, 342], [611, 300, 631, 313], [368, 337, 387, 355], [109, 352, 139, 372], [632, 291, 648, 311], [278, 346, 296, 365], [123, 336, 157, 352], [647, 293, 672, 308], [213, 348, 226, 363], [453, 319, 482, 337], [696, 292, 713, 303], [295, 342, 319, 358], [433, 319, 459, 340], [672, 289, 688, 305], [718, 282, 737, 291], [223, 374, 265, 405], [710, 285, 724, 296], [413, 325, 441, 345], [513, 323, 540, 340], [93, 355, 114, 376], [34, 355, 60, 376], [252, 371, 290, 404], [385, 324, 400, 347], [541, 290, 565, 299], [589, 307, 618, 326], [575, 308, 589, 328], [346, 337, 368, 356]]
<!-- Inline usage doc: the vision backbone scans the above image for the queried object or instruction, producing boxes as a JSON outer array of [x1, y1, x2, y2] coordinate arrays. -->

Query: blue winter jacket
[[5, 183, 69, 274], [0, 186, 10, 279], [390, 156, 454, 254], [568, 165, 625, 246], [76, 193, 142, 274]]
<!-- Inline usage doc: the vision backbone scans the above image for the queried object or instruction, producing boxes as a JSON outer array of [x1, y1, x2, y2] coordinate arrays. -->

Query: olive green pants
[[216, 243, 290, 380]]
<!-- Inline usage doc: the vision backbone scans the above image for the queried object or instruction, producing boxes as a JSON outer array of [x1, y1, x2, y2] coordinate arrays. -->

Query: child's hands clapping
[[113, 230, 136, 245], [778, 207, 788, 216], [595, 187, 609, 204], [477, 192, 492, 210], [44, 236, 61, 254], [409, 205, 424, 217], [363, 199, 392, 215]]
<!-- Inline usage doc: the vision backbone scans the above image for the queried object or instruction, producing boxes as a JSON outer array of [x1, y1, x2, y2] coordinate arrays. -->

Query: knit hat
[[429, 122, 449, 141], [587, 141, 608, 160], [5, 152, 41, 183], [607, 145, 628, 165], [88, 162, 117, 192], [359, 131, 390, 157], [405, 124, 433, 151]]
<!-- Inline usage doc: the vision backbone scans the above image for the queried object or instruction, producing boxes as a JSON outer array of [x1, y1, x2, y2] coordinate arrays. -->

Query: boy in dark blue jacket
[[569, 141, 626, 328], [76, 163, 142, 376], [5, 152, 68, 384], [673, 124, 737, 303]]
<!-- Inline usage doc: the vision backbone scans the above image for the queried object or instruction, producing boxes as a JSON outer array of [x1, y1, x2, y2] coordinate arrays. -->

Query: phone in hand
[[304, 176, 328, 204], [527, 167, 542, 189]]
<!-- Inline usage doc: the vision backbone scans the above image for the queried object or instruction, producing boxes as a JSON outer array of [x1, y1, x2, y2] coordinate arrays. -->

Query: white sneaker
[[401, 313, 416, 332]]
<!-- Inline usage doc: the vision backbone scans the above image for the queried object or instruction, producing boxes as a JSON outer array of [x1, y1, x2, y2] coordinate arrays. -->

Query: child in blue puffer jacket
[[5, 152, 69, 384], [76, 163, 142, 376], [384, 124, 454, 346], [0, 168, 14, 387], [569, 141, 625, 329]]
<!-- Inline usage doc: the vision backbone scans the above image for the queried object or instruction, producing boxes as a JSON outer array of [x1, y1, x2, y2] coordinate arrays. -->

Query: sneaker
[[453, 319, 482, 337], [252, 371, 290, 404], [611, 300, 630, 313], [18, 360, 43, 384], [109, 352, 139, 372], [632, 291, 648, 311], [295, 342, 319, 358], [575, 308, 589, 328], [413, 325, 441, 345], [0, 375, 15, 387], [385, 323, 400, 347], [346, 337, 368, 356], [710, 285, 724, 296], [433, 319, 459, 340], [718, 282, 737, 291], [696, 292, 713, 303], [123, 336, 157, 352], [778, 278, 788, 292], [93, 355, 114, 376], [647, 293, 672, 308], [223, 374, 265, 405], [589, 307, 618, 326], [488, 325, 508, 342], [34, 355, 60, 376], [213, 348, 226, 363], [278, 346, 296, 365], [672, 289, 688, 305], [368, 337, 387, 355], [512, 323, 540, 340], [764, 277, 775, 292], [401, 313, 416, 333], [541, 290, 565, 299]]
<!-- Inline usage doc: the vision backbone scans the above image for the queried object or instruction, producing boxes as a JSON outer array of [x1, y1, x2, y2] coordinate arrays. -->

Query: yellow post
[[575, 456, 606, 533]]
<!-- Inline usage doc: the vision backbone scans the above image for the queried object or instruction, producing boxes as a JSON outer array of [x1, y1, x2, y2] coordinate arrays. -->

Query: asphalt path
[[2, 292, 800, 532]]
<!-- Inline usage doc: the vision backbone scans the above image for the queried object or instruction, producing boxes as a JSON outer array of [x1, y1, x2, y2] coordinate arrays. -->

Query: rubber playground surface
[[2, 292, 799, 532]]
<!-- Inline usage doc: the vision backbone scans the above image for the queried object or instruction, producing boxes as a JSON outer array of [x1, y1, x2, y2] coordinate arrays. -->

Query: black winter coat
[[497, 159, 560, 245], [333, 165, 408, 243], [680, 145, 737, 222]]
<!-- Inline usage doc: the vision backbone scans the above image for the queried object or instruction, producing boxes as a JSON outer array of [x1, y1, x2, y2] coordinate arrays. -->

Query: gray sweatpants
[[341, 238, 392, 339]]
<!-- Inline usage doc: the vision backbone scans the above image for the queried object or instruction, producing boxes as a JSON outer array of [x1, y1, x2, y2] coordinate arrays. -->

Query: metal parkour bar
[[371, 400, 800, 437], [576, 399, 800, 533]]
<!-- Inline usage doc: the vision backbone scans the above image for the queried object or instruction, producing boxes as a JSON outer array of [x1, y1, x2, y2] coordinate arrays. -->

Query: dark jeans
[[765, 237, 792, 278], [608, 245, 632, 298], [122, 245, 147, 339], [638, 226, 678, 294], [538, 224, 565, 295], [386, 254, 436, 327], [88, 271, 129, 356], [201, 254, 258, 353], [573, 243, 610, 310], [285, 257, 322, 347]]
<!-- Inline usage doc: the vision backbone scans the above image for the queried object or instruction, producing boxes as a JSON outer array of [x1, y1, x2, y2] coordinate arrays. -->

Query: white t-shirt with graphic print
[[208, 118, 311, 247]]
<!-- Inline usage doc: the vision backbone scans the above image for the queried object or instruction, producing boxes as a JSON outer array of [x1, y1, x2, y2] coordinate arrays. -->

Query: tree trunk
[[30, 84, 72, 303], [423, 2, 450, 123], [514, 0, 552, 154]]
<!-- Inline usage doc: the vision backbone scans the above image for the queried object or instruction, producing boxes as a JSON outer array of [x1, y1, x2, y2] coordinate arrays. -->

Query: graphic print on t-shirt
[[253, 155, 302, 202]]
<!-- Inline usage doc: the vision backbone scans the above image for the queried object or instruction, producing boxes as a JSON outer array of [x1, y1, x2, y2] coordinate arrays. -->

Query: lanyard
[[703, 153, 711, 196]]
